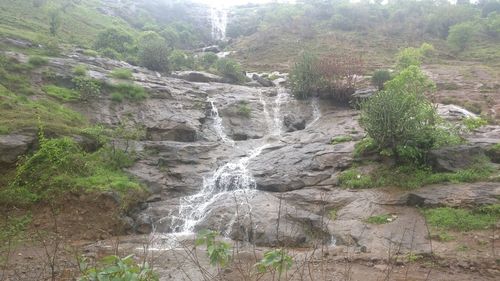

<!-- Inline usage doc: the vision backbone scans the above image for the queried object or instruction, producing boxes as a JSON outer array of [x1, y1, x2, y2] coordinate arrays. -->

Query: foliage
[[1, 127, 143, 206], [447, 21, 478, 52], [78, 254, 159, 281], [331, 135, 353, 145], [365, 214, 392, 224], [73, 65, 87, 76], [72, 76, 101, 101], [168, 50, 195, 71], [195, 230, 231, 268], [360, 66, 439, 163], [338, 167, 374, 189], [100, 48, 122, 60], [199, 52, 218, 70], [108, 83, 147, 102], [110, 68, 133, 80], [138, 31, 170, 72], [94, 28, 134, 55], [353, 137, 378, 157], [215, 58, 246, 83], [42, 84, 80, 102], [48, 8, 61, 36], [237, 102, 251, 117], [423, 206, 500, 231], [28, 56, 48, 67], [0, 214, 31, 247], [462, 116, 488, 130], [289, 51, 319, 99], [371, 69, 391, 90], [255, 249, 293, 276]]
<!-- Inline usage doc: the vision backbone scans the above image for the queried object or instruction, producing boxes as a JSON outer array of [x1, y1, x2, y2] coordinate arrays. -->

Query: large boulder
[[0, 133, 35, 166], [283, 114, 306, 132], [172, 71, 225, 83], [428, 144, 487, 172], [437, 104, 477, 121]]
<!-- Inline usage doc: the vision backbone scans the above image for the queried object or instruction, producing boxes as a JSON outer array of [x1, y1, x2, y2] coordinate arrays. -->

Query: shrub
[[78, 254, 159, 281], [255, 249, 293, 277], [48, 9, 61, 36], [73, 65, 87, 76], [72, 76, 101, 101], [42, 85, 80, 101], [138, 31, 170, 72], [215, 58, 246, 83], [396, 47, 423, 70], [108, 83, 147, 101], [110, 68, 133, 80], [28, 56, 48, 67], [360, 66, 438, 163], [94, 28, 134, 54], [200, 52, 218, 69], [289, 51, 320, 99], [168, 50, 195, 71], [195, 230, 231, 268], [463, 116, 488, 130], [371, 69, 391, 90], [100, 48, 122, 60], [447, 21, 477, 52]]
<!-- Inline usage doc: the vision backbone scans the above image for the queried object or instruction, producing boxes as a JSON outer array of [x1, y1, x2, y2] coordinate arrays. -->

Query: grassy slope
[[0, 0, 138, 48]]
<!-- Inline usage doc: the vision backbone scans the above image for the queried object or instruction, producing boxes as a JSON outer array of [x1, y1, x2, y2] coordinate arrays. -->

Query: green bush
[[371, 69, 391, 90], [215, 58, 246, 83], [94, 28, 134, 54], [447, 21, 477, 52], [111, 92, 124, 102], [462, 116, 488, 130], [199, 52, 218, 69], [110, 68, 133, 80], [78, 254, 159, 281], [289, 51, 320, 99], [73, 65, 87, 76], [28, 56, 48, 67], [168, 50, 195, 71], [360, 66, 438, 163], [100, 48, 122, 60], [396, 47, 423, 70], [72, 76, 101, 101], [42, 85, 80, 101], [138, 31, 170, 72], [195, 230, 231, 268], [108, 83, 147, 101]]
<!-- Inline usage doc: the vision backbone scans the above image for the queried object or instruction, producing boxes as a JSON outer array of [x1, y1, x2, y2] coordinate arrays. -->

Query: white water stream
[[210, 7, 228, 41]]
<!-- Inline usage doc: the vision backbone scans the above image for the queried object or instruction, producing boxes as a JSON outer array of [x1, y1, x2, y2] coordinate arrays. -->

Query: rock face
[[428, 144, 487, 172], [252, 73, 274, 87], [283, 114, 306, 132], [172, 71, 225, 83], [0, 133, 35, 166]]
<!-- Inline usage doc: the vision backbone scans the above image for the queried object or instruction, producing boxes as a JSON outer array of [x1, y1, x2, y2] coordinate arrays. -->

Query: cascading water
[[210, 7, 227, 41], [168, 91, 287, 235], [208, 97, 234, 145], [310, 97, 321, 126]]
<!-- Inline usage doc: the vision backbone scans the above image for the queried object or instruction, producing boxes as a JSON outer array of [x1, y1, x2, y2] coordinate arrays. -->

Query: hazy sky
[[194, 0, 294, 7]]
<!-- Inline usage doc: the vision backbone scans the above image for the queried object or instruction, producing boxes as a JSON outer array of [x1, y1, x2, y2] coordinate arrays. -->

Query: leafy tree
[[289, 51, 320, 99], [48, 9, 61, 36], [137, 31, 170, 72], [168, 50, 194, 71], [199, 52, 218, 69], [94, 28, 134, 54], [360, 66, 437, 163], [215, 58, 246, 83], [447, 21, 477, 52]]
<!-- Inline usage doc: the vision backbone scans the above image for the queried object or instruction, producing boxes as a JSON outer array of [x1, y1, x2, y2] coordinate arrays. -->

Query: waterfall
[[168, 90, 288, 234], [210, 7, 227, 41]]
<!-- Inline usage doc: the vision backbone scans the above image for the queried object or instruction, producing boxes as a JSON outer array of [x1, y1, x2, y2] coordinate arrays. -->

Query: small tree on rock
[[138, 31, 170, 72]]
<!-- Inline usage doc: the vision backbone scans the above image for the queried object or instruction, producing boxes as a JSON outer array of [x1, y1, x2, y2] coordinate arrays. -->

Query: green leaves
[[195, 230, 231, 267], [78, 255, 158, 281], [255, 249, 293, 275]]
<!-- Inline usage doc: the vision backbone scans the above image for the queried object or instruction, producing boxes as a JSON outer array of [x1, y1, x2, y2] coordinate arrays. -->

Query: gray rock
[[437, 104, 477, 121], [428, 144, 487, 172], [252, 74, 274, 87], [146, 123, 198, 142], [283, 114, 306, 132], [201, 45, 221, 53], [0, 133, 35, 166], [172, 71, 224, 83], [350, 87, 377, 107]]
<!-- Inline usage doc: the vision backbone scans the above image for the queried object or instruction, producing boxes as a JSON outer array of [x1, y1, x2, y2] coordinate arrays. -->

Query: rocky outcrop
[[172, 71, 225, 83], [428, 144, 487, 172], [283, 114, 306, 132], [252, 74, 274, 87], [0, 133, 35, 166]]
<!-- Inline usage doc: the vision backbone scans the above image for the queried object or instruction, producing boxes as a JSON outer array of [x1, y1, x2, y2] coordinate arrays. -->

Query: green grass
[[107, 83, 147, 102], [423, 206, 500, 231], [339, 161, 496, 190], [237, 102, 251, 117], [0, 136, 143, 206], [462, 116, 488, 130], [73, 65, 87, 76], [331, 135, 353, 145], [42, 84, 80, 101], [110, 68, 133, 80], [28, 55, 48, 67], [328, 209, 338, 220], [365, 214, 392, 224]]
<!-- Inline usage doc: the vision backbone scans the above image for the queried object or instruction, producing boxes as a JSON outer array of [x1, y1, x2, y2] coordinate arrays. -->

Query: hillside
[[0, 1, 499, 281]]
